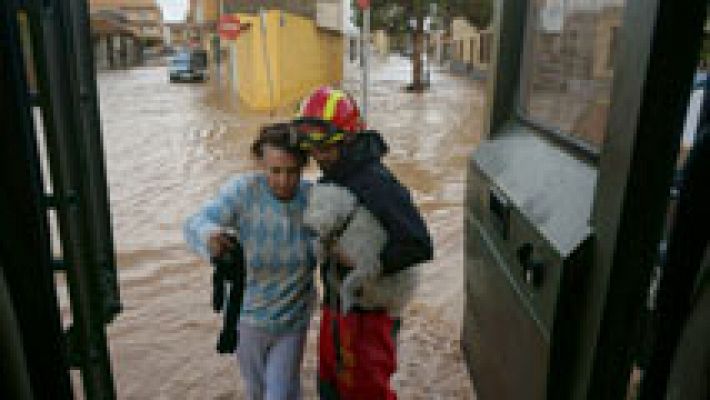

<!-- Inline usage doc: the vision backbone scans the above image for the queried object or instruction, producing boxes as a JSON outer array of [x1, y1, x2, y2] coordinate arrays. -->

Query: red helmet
[[294, 87, 364, 149]]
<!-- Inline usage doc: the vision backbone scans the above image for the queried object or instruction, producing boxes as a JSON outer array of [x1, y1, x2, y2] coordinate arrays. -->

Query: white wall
[[196, 0, 204, 23], [343, 0, 357, 34], [163, 25, 171, 45]]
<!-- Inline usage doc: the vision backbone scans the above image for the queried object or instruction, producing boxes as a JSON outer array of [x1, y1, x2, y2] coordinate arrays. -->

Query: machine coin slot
[[489, 188, 511, 239]]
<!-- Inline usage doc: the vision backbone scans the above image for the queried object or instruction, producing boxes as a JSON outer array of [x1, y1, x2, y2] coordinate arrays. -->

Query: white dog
[[304, 183, 419, 316]]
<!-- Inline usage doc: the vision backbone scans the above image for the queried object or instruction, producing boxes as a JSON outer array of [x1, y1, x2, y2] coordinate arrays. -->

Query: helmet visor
[[292, 117, 345, 150]]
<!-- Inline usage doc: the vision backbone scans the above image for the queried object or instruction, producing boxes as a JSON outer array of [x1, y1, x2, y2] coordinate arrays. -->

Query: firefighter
[[293, 86, 434, 399]]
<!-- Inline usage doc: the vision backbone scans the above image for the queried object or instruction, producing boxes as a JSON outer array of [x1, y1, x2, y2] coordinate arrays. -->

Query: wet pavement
[[85, 55, 484, 399]]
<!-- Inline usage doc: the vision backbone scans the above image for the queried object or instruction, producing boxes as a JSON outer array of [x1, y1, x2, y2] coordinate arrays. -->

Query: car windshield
[[170, 56, 189, 67], [191, 52, 207, 69]]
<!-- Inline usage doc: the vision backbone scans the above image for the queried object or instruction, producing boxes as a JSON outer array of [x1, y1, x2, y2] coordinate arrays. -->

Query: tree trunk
[[411, 9, 425, 91]]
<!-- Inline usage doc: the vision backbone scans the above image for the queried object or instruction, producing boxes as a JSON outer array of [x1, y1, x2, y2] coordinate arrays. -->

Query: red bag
[[318, 306, 400, 400]]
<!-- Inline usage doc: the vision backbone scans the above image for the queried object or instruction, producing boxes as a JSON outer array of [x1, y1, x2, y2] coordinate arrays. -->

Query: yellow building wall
[[202, 0, 219, 22], [189, 0, 219, 23], [227, 10, 343, 111]]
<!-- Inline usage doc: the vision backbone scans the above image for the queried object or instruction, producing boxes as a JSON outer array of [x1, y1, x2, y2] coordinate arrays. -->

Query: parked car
[[168, 49, 208, 82]]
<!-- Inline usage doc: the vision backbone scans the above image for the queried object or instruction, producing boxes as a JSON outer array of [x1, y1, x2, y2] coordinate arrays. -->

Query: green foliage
[[352, 0, 493, 31], [353, 1, 408, 33], [441, 0, 493, 29]]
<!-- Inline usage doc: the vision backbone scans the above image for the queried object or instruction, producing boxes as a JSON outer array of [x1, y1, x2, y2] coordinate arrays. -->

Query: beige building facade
[[90, 0, 164, 48], [163, 22, 201, 49], [450, 17, 492, 78], [591, 6, 623, 80], [185, 0, 221, 60], [373, 29, 390, 57], [90, 10, 142, 70]]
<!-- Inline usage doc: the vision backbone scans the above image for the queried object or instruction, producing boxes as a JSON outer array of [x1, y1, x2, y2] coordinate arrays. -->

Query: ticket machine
[[462, 0, 708, 399]]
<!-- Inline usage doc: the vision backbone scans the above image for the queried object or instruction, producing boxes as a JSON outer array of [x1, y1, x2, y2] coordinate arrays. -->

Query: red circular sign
[[219, 15, 242, 40], [357, 0, 370, 9]]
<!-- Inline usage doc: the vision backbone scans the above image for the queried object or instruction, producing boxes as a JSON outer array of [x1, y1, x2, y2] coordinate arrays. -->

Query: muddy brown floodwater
[[58, 55, 484, 399]]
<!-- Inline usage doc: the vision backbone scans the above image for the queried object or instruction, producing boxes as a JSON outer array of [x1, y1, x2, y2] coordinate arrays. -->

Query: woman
[[184, 123, 315, 400]]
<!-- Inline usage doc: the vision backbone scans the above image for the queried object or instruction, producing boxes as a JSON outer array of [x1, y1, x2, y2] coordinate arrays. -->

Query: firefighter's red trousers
[[318, 306, 400, 400]]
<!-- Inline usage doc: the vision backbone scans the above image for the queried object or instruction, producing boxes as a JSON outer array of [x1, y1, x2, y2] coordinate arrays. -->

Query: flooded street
[[95, 55, 484, 399]]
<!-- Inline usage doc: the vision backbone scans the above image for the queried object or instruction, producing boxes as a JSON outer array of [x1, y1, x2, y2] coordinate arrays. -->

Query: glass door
[[463, 0, 708, 398]]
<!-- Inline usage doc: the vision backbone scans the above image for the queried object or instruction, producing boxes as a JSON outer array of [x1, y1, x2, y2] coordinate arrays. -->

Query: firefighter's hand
[[208, 231, 234, 259]]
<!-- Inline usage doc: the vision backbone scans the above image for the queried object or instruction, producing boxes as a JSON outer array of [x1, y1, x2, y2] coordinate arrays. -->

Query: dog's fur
[[304, 183, 419, 316]]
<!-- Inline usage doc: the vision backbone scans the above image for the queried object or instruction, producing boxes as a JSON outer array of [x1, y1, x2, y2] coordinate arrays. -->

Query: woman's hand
[[208, 231, 235, 259]]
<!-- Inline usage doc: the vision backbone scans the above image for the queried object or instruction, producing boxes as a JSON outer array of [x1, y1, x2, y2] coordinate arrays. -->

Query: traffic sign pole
[[361, 3, 370, 125], [259, 8, 275, 114], [218, 14, 245, 101]]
